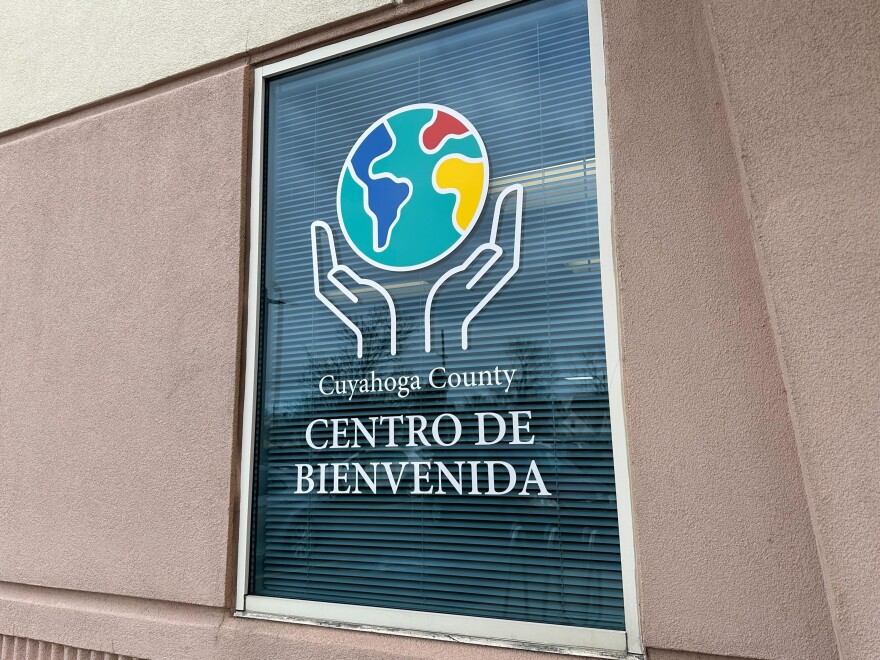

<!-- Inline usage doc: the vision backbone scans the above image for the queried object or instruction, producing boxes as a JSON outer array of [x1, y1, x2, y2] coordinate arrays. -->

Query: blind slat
[[252, 0, 625, 633]]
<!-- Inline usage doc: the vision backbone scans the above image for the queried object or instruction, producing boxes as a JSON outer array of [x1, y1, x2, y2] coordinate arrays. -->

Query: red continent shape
[[422, 111, 469, 151]]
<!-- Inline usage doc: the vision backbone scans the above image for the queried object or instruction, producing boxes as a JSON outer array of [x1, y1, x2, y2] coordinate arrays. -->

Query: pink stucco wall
[[0, 65, 247, 607], [646, 651, 751, 660], [0, 582, 572, 660], [602, 1, 839, 659], [704, 1, 880, 657], [0, 0, 876, 659]]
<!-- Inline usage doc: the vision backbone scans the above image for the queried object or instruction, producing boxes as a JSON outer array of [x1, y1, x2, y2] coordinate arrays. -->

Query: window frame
[[235, 0, 642, 656]]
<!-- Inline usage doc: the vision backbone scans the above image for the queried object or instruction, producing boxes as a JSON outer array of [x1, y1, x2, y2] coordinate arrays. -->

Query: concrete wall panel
[[0, 582, 573, 660], [602, 0, 837, 658], [0, 633, 143, 660], [0, 0, 387, 133], [647, 650, 750, 660], [704, 1, 880, 658], [0, 0, 874, 658], [0, 66, 247, 606]]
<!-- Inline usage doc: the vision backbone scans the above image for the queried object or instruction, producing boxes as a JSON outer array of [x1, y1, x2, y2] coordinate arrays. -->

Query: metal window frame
[[235, 0, 643, 656]]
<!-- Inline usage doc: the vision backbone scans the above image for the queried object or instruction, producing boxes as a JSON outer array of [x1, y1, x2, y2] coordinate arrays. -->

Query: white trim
[[235, 68, 265, 612], [310, 219, 399, 357], [424, 184, 523, 352], [588, 0, 644, 654], [237, 0, 644, 655], [243, 596, 628, 657]]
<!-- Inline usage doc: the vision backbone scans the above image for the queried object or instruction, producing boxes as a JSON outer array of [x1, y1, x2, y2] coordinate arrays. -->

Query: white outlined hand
[[424, 184, 524, 352], [311, 220, 397, 358]]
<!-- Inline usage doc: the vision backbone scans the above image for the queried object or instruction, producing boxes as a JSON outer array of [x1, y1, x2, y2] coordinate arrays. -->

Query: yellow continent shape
[[434, 157, 485, 232]]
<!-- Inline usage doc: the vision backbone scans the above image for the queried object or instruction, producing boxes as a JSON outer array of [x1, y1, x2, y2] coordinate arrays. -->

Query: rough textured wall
[[0, 0, 388, 133], [0, 65, 247, 606], [647, 651, 751, 660], [704, 1, 880, 658], [0, 583, 575, 660], [602, 0, 837, 658], [0, 634, 142, 660], [0, 0, 874, 658]]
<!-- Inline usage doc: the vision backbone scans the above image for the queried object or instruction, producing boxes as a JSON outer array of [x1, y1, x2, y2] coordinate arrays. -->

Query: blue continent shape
[[349, 122, 410, 250]]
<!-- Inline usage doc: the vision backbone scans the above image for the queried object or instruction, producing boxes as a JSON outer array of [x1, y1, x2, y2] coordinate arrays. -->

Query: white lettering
[[295, 464, 314, 493], [475, 412, 506, 445], [351, 417, 378, 448], [435, 462, 465, 495], [318, 375, 333, 396], [407, 415, 431, 447], [330, 418, 350, 448], [353, 463, 379, 494], [429, 367, 446, 389], [412, 461, 434, 494], [432, 413, 462, 447], [316, 463, 328, 494], [469, 461, 481, 495], [503, 368, 516, 392], [380, 415, 404, 447], [382, 462, 407, 494], [510, 410, 535, 444], [332, 463, 351, 494], [519, 460, 551, 496], [486, 461, 517, 495], [305, 419, 329, 450]]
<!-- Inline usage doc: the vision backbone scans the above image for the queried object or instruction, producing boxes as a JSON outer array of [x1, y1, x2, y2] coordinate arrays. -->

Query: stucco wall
[[0, 582, 572, 660], [0, 0, 876, 659], [703, 1, 880, 657], [0, 65, 247, 606], [602, 1, 836, 658], [0, 0, 387, 133], [647, 651, 750, 660], [0, 633, 142, 660]]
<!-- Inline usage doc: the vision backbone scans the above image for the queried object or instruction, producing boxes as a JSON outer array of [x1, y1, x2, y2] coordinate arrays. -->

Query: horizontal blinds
[[252, 0, 625, 632]]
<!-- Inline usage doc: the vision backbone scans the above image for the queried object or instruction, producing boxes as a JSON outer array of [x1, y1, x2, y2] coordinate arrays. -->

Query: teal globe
[[337, 103, 489, 271]]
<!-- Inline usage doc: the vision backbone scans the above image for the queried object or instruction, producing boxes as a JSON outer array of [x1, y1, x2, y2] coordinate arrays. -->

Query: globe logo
[[337, 103, 489, 271]]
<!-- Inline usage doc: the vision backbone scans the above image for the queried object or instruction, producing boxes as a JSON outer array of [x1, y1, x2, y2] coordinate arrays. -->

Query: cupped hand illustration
[[311, 220, 397, 358], [424, 183, 524, 352]]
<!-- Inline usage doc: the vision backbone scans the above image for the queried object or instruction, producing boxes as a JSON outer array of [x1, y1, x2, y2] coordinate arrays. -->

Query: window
[[238, 0, 640, 654]]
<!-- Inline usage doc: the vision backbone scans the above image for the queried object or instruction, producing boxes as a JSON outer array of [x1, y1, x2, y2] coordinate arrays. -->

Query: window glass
[[251, 0, 624, 631]]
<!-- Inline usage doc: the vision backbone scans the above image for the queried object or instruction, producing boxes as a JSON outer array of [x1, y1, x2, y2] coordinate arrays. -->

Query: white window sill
[[236, 595, 637, 659]]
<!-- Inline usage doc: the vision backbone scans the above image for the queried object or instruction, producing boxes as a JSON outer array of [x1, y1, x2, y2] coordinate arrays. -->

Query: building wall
[[1, 633, 142, 660], [0, 63, 246, 609], [1, 1, 877, 659], [702, 2, 880, 657], [603, 1, 837, 658], [0, 0, 387, 133]]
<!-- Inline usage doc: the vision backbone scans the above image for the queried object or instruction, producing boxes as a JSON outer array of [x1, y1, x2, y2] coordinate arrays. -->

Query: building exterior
[[0, 1, 877, 659]]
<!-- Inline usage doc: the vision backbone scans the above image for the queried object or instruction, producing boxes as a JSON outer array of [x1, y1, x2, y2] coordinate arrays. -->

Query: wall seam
[[0, 0, 469, 144], [223, 64, 256, 612], [698, 1, 843, 657], [0, 57, 248, 146]]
